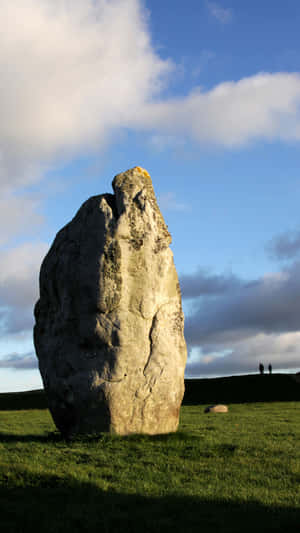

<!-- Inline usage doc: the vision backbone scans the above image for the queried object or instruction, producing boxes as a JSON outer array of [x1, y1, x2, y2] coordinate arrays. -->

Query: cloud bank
[[0, 352, 38, 370], [0, 242, 49, 334], [182, 261, 300, 376], [0, 0, 171, 190], [1, 0, 300, 194], [180, 268, 241, 298], [0, 192, 44, 246], [140, 72, 300, 147], [187, 332, 300, 377], [267, 229, 300, 260]]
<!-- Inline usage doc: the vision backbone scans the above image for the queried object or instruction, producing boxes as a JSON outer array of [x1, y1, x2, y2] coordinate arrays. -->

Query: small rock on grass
[[204, 404, 228, 413]]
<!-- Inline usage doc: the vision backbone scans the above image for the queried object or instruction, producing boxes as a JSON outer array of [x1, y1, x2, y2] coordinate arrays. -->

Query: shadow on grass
[[0, 470, 299, 533], [0, 431, 62, 443], [0, 430, 200, 445]]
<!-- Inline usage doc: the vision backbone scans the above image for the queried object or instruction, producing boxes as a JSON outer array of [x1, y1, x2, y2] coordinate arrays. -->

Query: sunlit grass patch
[[0, 402, 299, 532]]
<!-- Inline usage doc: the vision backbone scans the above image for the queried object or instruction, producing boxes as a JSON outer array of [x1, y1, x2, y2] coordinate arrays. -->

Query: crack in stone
[[143, 312, 156, 377], [100, 376, 125, 383], [143, 301, 171, 377]]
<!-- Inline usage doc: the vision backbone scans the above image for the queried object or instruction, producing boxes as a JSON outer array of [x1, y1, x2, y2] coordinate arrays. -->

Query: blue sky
[[1, 0, 300, 392]]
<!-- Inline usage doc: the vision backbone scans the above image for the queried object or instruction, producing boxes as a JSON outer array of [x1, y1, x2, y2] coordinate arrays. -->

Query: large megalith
[[34, 166, 187, 437]]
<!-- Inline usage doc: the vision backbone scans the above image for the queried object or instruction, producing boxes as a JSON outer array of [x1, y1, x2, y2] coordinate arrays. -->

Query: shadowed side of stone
[[34, 167, 187, 437]]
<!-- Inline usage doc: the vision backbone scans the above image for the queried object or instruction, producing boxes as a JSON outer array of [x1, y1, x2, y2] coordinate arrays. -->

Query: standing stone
[[34, 167, 187, 437]]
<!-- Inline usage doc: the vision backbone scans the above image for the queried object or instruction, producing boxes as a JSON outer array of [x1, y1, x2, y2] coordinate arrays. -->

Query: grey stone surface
[[34, 167, 187, 437], [204, 405, 229, 413]]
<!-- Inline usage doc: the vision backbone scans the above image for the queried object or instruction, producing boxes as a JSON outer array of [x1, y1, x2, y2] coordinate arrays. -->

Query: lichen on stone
[[134, 166, 151, 179]]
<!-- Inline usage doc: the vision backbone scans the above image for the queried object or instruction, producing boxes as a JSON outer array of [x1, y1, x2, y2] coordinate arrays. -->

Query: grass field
[[0, 401, 299, 532]]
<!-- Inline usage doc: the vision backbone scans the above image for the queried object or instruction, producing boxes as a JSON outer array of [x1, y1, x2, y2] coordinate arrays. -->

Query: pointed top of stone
[[133, 166, 151, 179], [114, 166, 151, 180], [112, 166, 152, 191]]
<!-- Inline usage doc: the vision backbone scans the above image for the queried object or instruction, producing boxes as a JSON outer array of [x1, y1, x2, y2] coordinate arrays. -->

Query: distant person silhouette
[[259, 363, 264, 375], [268, 364, 272, 375]]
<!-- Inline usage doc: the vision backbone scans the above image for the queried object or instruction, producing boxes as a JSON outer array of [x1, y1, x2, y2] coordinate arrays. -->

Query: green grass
[[0, 403, 299, 532]]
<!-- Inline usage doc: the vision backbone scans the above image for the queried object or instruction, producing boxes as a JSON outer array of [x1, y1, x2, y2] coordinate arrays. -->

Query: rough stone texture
[[204, 405, 229, 413], [34, 167, 187, 437]]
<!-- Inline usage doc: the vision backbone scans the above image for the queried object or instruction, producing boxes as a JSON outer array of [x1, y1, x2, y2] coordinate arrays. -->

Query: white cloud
[[0, 242, 48, 333], [0, 0, 172, 189], [0, 352, 37, 370], [139, 72, 300, 147], [0, 367, 42, 392], [0, 330, 35, 358], [191, 50, 216, 79], [158, 192, 189, 212], [148, 134, 186, 153], [0, 192, 44, 246], [0, 242, 48, 308], [207, 1, 233, 24]]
